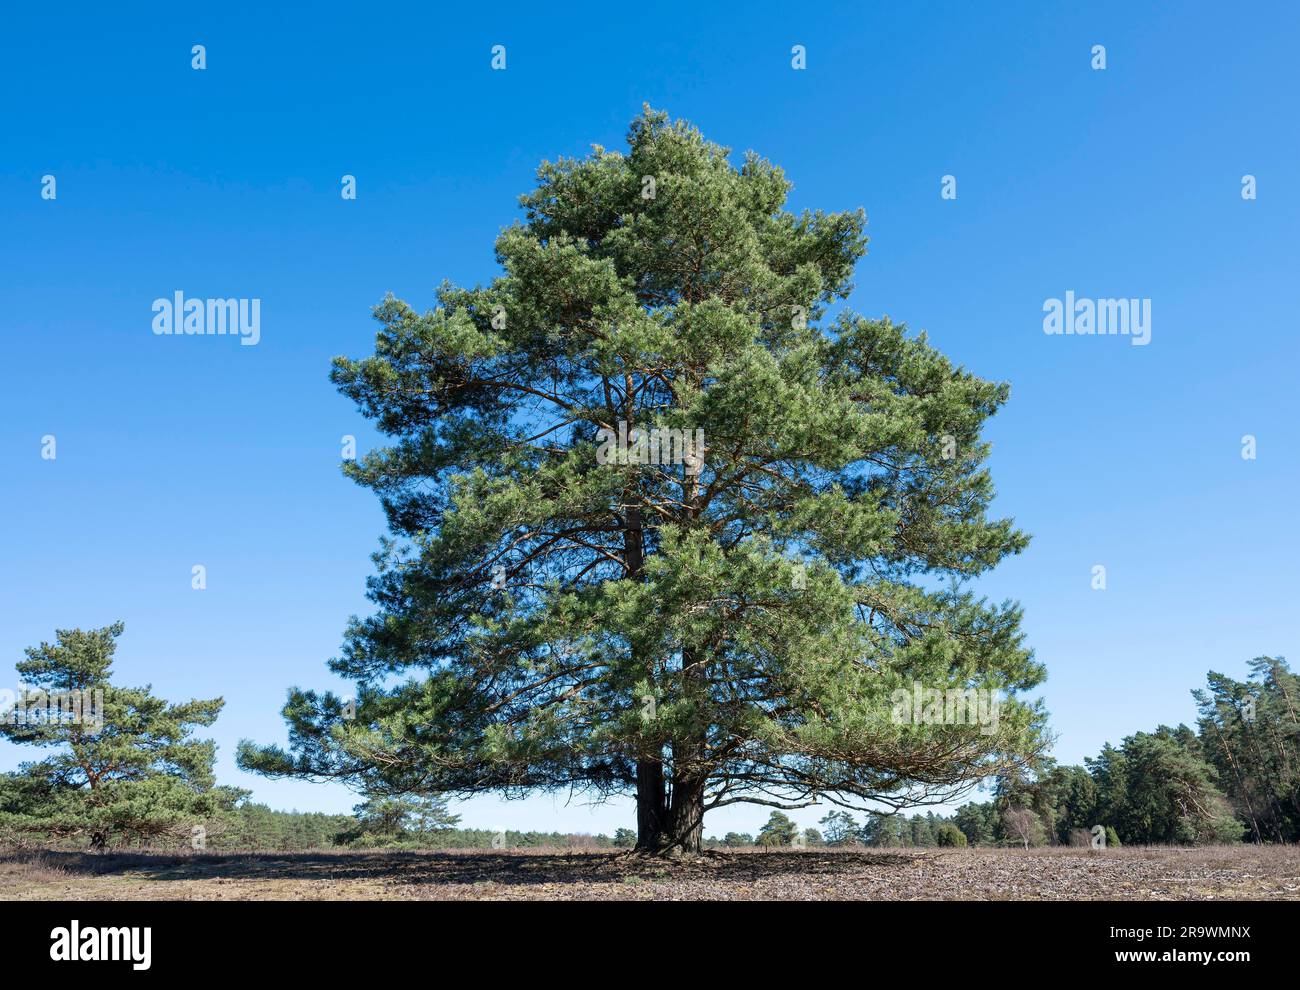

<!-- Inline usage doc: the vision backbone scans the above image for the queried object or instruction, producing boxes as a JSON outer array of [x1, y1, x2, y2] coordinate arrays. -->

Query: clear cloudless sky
[[3, 1, 1298, 837]]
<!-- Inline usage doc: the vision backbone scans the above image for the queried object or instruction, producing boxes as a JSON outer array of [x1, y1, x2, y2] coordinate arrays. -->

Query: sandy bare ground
[[2, 845, 1298, 901]]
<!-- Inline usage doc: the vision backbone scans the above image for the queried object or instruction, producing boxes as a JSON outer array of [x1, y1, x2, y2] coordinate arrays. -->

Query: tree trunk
[[634, 766, 705, 855], [657, 642, 708, 854], [665, 775, 706, 854], [635, 759, 666, 850], [624, 413, 709, 856]]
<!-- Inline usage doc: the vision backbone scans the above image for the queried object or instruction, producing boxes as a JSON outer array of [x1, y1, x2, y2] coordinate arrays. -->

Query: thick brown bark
[[665, 775, 706, 853], [635, 767, 705, 854], [635, 759, 665, 847], [658, 642, 708, 854]]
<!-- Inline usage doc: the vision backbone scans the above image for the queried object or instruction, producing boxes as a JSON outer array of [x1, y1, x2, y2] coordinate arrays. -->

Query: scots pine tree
[[1087, 727, 1241, 845], [340, 793, 460, 846], [613, 827, 638, 848], [953, 802, 995, 846], [1194, 657, 1300, 842], [755, 810, 798, 846], [818, 809, 860, 846], [934, 820, 968, 846], [239, 108, 1046, 854], [0, 622, 229, 849]]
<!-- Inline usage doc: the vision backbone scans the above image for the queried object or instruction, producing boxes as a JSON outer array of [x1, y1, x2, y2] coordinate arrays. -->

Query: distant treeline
[[789, 657, 1300, 849], [207, 799, 621, 851]]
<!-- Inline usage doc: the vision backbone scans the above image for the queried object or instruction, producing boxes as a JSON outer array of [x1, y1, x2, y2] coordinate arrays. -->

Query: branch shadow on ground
[[0, 848, 925, 888]]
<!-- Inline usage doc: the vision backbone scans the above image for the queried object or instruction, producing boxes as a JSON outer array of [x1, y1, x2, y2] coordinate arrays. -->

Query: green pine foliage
[[1087, 727, 1242, 844], [953, 802, 996, 846], [613, 827, 637, 848], [334, 794, 461, 847], [934, 821, 967, 846], [945, 721, 1247, 848], [1194, 657, 1300, 842], [237, 106, 1048, 854], [818, 810, 861, 845], [0, 623, 230, 850], [756, 811, 799, 846], [859, 660, 1292, 849]]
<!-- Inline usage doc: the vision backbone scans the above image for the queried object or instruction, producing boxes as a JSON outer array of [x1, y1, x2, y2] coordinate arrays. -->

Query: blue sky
[[3, 1, 1298, 837]]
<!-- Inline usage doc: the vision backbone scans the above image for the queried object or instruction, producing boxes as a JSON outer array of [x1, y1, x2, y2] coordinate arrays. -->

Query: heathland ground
[[3, 845, 1297, 901]]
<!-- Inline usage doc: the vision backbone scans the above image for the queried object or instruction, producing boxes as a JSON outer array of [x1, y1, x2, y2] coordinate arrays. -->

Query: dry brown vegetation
[[3, 844, 1299, 901]]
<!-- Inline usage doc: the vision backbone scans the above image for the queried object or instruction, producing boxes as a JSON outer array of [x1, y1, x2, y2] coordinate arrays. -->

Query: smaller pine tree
[[0, 623, 228, 850], [935, 821, 968, 847], [340, 793, 460, 846], [613, 827, 637, 848], [755, 811, 798, 847]]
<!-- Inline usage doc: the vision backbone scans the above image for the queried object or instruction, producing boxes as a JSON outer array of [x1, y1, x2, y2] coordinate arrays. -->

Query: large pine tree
[[239, 108, 1047, 854]]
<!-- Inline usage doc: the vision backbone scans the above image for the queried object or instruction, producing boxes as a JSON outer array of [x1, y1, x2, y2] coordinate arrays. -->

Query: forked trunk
[[635, 767, 705, 855]]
